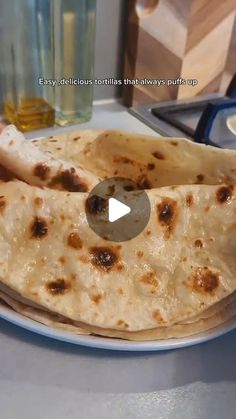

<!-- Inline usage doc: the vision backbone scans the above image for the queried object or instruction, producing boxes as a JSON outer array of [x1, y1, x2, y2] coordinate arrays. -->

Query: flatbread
[[35, 130, 236, 188], [0, 179, 235, 333], [0, 127, 236, 341], [1, 287, 235, 341], [31, 129, 102, 161], [0, 125, 99, 192]]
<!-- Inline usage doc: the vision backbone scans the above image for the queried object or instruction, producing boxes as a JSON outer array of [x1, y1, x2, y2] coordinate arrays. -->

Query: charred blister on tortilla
[[90, 293, 103, 304], [152, 151, 165, 160], [157, 198, 178, 239], [194, 239, 204, 248], [33, 163, 51, 181], [48, 167, 89, 192], [137, 250, 144, 258], [0, 164, 15, 182], [152, 309, 165, 324], [139, 271, 159, 296], [67, 232, 83, 249], [89, 246, 120, 272], [46, 278, 71, 295], [216, 185, 234, 204], [30, 216, 48, 239], [34, 197, 43, 207], [186, 193, 194, 207], [117, 319, 129, 329], [58, 256, 66, 265], [147, 163, 155, 171], [136, 174, 152, 189], [0, 195, 7, 214], [85, 195, 108, 215], [187, 267, 220, 295], [113, 155, 136, 165], [195, 174, 205, 183]]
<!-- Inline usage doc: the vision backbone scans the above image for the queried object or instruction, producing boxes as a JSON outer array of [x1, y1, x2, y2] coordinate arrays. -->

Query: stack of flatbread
[[0, 124, 235, 341]]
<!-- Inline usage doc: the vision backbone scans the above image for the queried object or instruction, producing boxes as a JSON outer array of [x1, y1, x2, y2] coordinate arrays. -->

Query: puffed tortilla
[[35, 129, 236, 188]]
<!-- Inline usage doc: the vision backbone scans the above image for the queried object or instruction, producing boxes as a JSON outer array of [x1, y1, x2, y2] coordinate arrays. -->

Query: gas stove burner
[[129, 75, 236, 149]]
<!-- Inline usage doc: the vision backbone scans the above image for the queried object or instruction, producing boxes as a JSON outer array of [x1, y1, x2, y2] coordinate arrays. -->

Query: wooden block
[[123, 0, 236, 106]]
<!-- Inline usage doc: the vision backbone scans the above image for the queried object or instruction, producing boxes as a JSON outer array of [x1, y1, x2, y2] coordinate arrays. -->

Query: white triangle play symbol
[[108, 197, 131, 223]]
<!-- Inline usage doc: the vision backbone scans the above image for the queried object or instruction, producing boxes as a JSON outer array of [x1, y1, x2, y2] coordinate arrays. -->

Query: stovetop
[[129, 77, 236, 150]]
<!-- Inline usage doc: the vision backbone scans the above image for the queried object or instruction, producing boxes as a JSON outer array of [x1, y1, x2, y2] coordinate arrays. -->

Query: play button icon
[[108, 198, 131, 222], [86, 177, 151, 242]]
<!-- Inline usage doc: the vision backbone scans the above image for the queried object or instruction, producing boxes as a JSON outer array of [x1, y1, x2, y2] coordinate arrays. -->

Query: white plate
[[0, 303, 235, 351]]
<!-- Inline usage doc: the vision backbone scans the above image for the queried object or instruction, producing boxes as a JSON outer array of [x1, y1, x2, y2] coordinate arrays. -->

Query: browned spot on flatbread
[[137, 174, 151, 189], [113, 155, 135, 165], [123, 184, 135, 191], [194, 239, 203, 248], [30, 217, 48, 238], [34, 197, 43, 207], [190, 267, 219, 295], [46, 278, 71, 295], [147, 163, 155, 170], [67, 232, 83, 249], [152, 151, 165, 160], [58, 256, 66, 265], [0, 196, 7, 214], [216, 185, 234, 204], [170, 141, 178, 146], [91, 293, 102, 304], [137, 250, 144, 258], [86, 195, 107, 215], [73, 136, 81, 141], [157, 198, 178, 238], [90, 246, 119, 272], [33, 163, 50, 181], [117, 288, 124, 295], [186, 193, 194, 207], [152, 309, 164, 323], [117, 320, 129, 328], [196, 174, 204, 183], [0, 164, 15, 182], [49, 168, 88, 192], [78, 254, 89, 263], [141, 271, 158, 288]]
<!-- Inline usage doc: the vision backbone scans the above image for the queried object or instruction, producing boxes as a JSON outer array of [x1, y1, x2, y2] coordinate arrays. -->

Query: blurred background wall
[[93, 0, 127, 101]]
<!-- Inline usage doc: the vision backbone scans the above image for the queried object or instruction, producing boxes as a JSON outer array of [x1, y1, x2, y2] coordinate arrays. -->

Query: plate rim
[[0, 303, 235, 351]]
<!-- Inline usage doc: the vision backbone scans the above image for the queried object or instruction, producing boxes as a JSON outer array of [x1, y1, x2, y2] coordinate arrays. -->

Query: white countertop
[[1, 102, 236, 419]]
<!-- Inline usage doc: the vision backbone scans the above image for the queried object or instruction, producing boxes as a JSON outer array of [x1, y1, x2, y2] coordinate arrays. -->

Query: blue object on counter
[[194, 98, 236, 149], [226, 74, 236, 99]]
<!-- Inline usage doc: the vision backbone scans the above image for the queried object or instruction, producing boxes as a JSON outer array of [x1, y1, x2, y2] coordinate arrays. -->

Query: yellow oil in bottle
[[4, 97, 55, 132]]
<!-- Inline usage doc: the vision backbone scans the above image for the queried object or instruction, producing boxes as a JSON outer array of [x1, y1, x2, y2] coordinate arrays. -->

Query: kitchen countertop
[[1, 102, 236, 419]]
